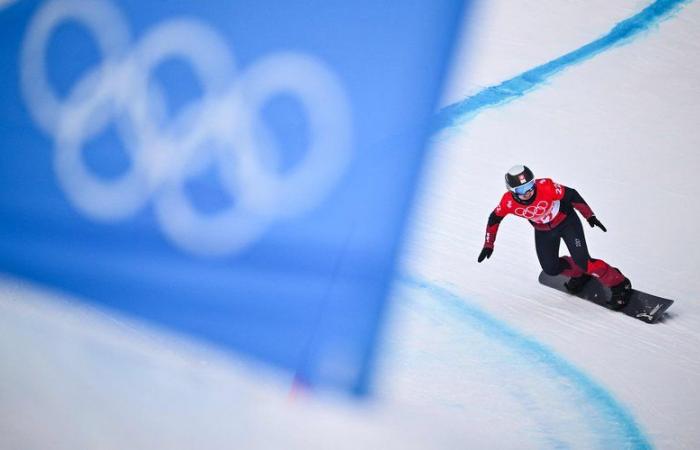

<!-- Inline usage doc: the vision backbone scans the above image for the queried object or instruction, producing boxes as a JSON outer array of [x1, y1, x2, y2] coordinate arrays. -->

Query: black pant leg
[[560, 214, 591, 271], [534, 228, 563, 276]]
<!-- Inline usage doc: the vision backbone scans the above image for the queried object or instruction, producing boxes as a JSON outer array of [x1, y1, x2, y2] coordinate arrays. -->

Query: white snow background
[[2, 0, 699, 449]]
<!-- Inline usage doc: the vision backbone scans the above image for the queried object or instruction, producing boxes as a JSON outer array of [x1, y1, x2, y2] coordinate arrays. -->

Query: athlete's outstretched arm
[[563, 186, 607, 232], [478, 210, 505, 262]]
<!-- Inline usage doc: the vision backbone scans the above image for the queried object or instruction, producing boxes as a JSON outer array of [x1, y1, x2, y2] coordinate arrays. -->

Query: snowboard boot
[[564, 274, 593, 294], [608, 277, 632, 310]]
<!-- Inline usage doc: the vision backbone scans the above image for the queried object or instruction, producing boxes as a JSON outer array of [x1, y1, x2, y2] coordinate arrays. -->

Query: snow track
[[396, 0, 700, 447]]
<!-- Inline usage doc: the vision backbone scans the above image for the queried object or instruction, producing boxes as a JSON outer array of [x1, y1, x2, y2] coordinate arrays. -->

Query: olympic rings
[[20, 0, 353, 256], [515, 200, 558, 223]]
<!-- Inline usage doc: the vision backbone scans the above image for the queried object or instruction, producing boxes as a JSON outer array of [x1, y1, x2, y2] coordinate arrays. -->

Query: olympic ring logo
[[515, 201, 550, 220], [20, 0, 353, 256]]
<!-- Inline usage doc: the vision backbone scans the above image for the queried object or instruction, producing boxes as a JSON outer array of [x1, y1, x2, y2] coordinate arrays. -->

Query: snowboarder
[[477, 165, 632, 309]]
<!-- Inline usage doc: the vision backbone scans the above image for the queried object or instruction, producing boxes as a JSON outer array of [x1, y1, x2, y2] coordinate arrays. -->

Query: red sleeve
[[484, 195, 510, 248]]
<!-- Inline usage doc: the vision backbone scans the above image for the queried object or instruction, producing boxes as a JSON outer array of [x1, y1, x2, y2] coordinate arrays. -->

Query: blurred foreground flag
[[0, 0, 469, 394]]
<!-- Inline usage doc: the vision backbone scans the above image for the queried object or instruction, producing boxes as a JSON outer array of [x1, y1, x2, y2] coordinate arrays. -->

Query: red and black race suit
[[482, 178, 624, 287]]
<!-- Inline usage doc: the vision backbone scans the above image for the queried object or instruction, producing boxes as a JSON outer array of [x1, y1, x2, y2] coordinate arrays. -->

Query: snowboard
[[538, 271, 674, 324]]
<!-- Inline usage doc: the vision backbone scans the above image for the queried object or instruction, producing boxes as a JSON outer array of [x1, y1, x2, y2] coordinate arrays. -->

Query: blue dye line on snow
[[401, 276, 652, 450], [432, 0, 692, 131], [413, 1, 694, 446]]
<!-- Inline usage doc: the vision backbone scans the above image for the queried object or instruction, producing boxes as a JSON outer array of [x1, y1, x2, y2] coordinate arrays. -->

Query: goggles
[[512, 179, 535, 196]]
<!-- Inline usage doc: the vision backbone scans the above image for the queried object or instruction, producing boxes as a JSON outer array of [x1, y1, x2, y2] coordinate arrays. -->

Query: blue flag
[[0, 0, 468, 394]]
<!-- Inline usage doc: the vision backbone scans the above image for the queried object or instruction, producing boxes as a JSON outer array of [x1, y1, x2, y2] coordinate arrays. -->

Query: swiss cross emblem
[[518, 174, 526, 184]]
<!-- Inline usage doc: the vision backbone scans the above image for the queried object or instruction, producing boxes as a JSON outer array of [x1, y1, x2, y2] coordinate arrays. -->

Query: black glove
[[587, 216, 607, 232], [477, 246, 493, 263]]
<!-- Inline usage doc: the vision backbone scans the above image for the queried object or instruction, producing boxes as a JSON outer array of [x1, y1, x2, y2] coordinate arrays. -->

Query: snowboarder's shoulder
[[536, 178, 565, 194], [496, 191, 517, 213]]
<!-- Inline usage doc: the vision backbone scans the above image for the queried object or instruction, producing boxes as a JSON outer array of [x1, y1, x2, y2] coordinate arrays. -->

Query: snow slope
[[2, 0, 700, 449], [392, 0, 700, 447]]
